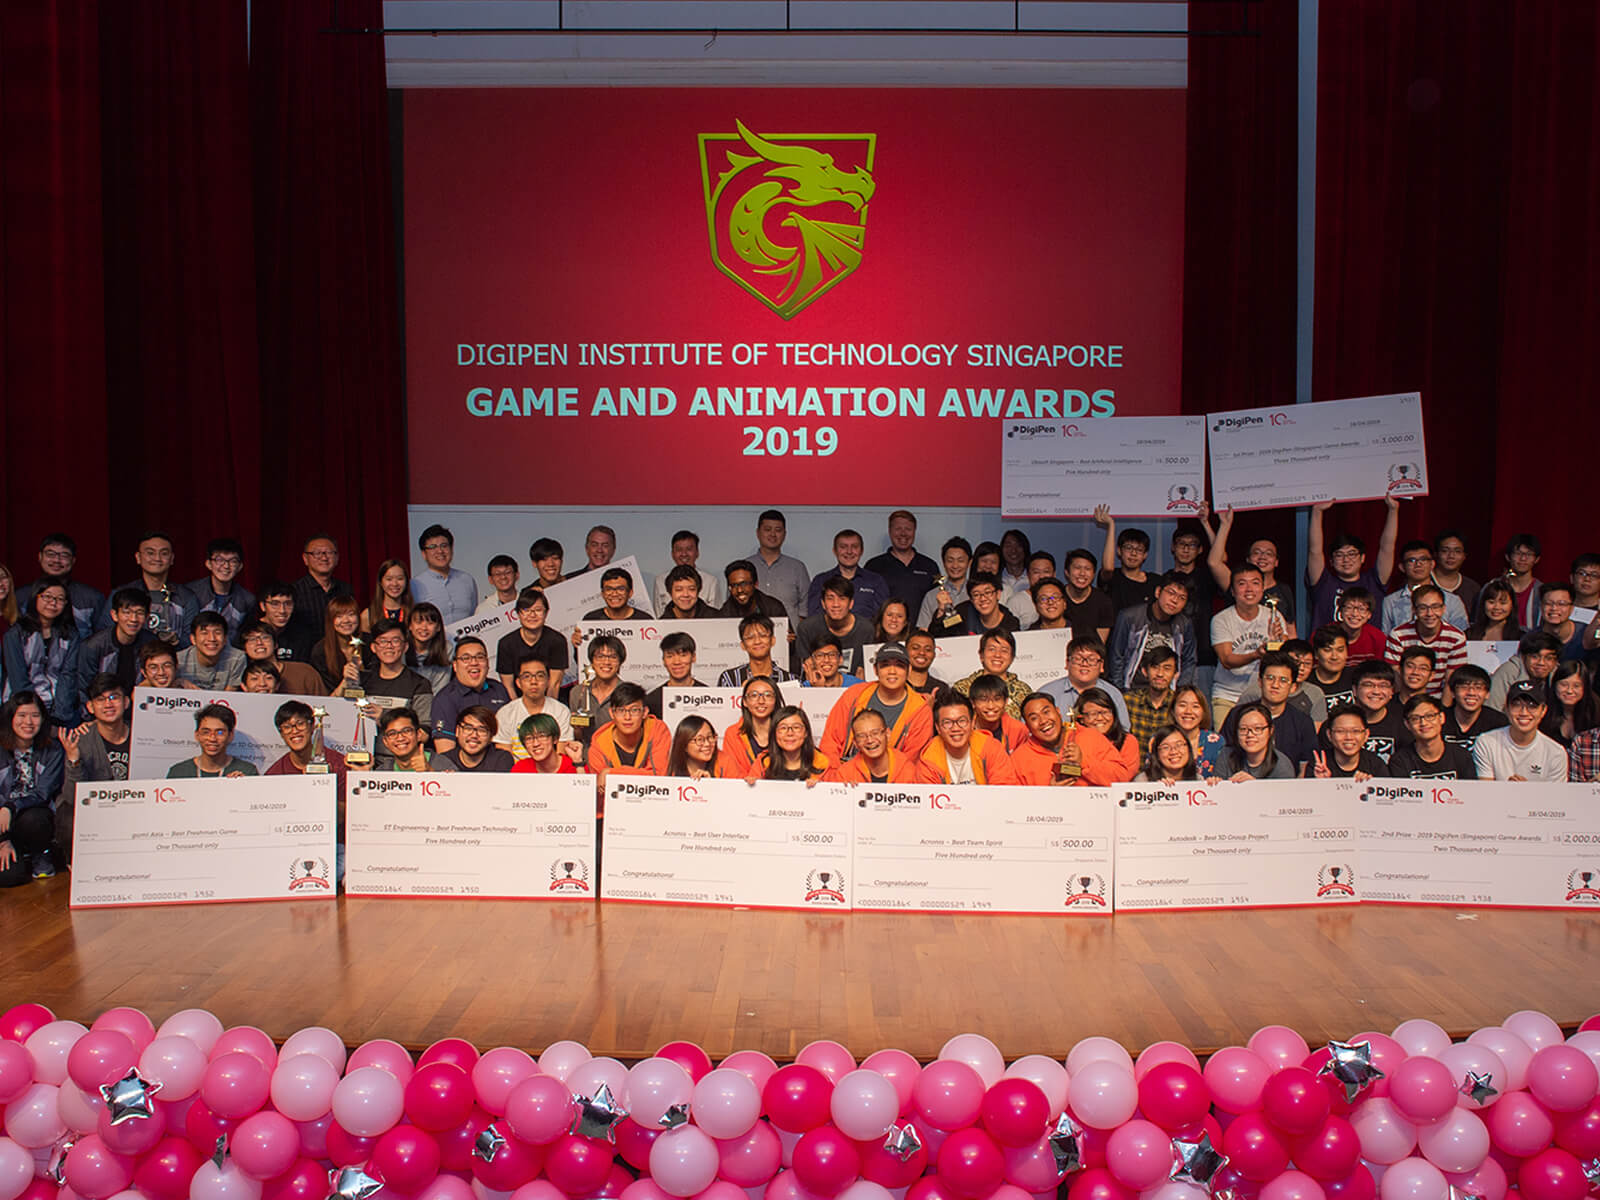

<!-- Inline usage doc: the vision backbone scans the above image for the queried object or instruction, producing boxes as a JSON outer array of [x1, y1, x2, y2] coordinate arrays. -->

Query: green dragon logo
[[699, 120, 876, 320]]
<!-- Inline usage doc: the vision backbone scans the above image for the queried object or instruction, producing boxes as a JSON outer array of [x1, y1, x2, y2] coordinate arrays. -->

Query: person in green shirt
[[166, 704, 258, 778]]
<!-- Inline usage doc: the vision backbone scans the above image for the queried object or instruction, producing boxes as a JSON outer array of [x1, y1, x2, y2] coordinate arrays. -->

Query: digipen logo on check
[[667, 692, 727, 713], [1065, 872, 1107, 907], [1316, 864, 1356, 897], [139, 693, 204, 713], [803, 868, 846, 905], [1212, 415, 1264, 433], [1118, 787, 1178, 808], [83, 786, 146, 807], [288, 857, 331, 891], [857, 790, 924, 809], [550, 858, 591, 893], [1007, 424, 1056, 439]]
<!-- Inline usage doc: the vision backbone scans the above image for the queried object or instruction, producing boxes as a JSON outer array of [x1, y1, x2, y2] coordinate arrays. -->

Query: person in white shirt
[[1472, 680, 1568, 781], [474, 555, 521, 615], [1210, 565, 1288, 723], [494, 654, 573, 760], [652, 530, 723, 613]]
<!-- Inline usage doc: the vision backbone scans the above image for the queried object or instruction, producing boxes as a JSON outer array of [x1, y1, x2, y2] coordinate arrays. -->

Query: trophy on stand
[[933, 574, 963, 629], [344, 635, 366, 700], [1056, 708, 1084, 782], [1265, 595, 1286, 651], [570, 664, 598, 731], [306, 707, 331, 774], [346, 698, 374, 768], [149, 584, 177, 643]]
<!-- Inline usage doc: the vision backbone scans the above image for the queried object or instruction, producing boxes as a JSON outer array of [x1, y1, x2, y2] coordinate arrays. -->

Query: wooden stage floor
[[5, 878, 1597, 1060]]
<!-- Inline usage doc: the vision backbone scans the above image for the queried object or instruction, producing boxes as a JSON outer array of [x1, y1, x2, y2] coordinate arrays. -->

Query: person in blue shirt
[[410, 524, 479, 624]]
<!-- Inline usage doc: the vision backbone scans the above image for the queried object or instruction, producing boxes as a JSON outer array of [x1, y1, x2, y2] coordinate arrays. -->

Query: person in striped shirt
[[1383, 584, 1466, 697]]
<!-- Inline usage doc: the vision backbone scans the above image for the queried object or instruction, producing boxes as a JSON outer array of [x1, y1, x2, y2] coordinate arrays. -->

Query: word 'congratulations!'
[[456, 341, 1127, 368]]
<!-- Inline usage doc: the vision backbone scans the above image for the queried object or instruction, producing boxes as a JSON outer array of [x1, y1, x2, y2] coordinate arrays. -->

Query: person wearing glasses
[[344, 620, 433, 747], [266, 699, 353, 880], [512, 713, 581, 775], [1497, 533, 1546, 630], [289, 534, 354, 648], [1039, 636, 1131, 727], [1386, 695, 1478, 778], [665, 715, 721, 780], [435, 705, 514, 772], [1382, 584, 1467, 697], [166, 704, 258, 779], [255, 582, 317, 664], [409, 525, 478, 624], [496, 656, 574, 757], [183, 538, 255, 639], [2, 579, 81, 724], [376, 707, 442, 773], [746, 706, 829, 783], [581, 567, 653, 621], [1220, 701, 1296, 781], [429, 636, 511, 754], [1305, 498, 1399, 631], [15, 533, 105, 639], [1380, 541, 1470, 633], [915, 690, 1017, 785], [824, 709, 919, 783], [1533, 582, 1587, 662], [817, 643, 932, 763], [931, 570, 1020, 641], [1310, 707, 1388, 781], [586, 684, 670, 781]]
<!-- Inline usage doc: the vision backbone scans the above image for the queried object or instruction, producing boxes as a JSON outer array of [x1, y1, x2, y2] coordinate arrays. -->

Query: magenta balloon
[[791, 1125, 862, 1197], [133, 1135, 204, 1200], [154, 1009, 223, 1054], [858, 1126, 928, 1188], [469, 1130, 547, 1192], [939, 1035, 1005, 1090], [277, 1027, 347, 1073], [911, 1060, 985, 1133], [1261, 1171, 1327, 1200], [210, 1027, 277, 1070], [185, 1097, 239, 1155], [472, 1046, 539, 1115], [797, 1042, 858, 1085], [1387, 1058, 1458, 1124], [1288, 1116, 1362, 1181], [1204, 1047, 1271, 1114], [330, 1065, 406, 1138], [96, 1096, 168, 1156], [980, 1078, 1052, 1147], [1103, 1119, 1172, 1190], [405, 1062, 476, 1132], [1390, 1021, 1451, 1059], [23, 1020, 88, 1085], [721, 1050, 782, 1093], [346, 1038, 415, 1083], [139, 1035, 209, 1100], [67, 1032, 137, 1093], [269, 1053, 340, 1122], [516, 1184, 577, 1200], [201, 1052, 272, 1120], [1003, 1055, 1068, 1118], [653, 1041, 714, 1085], [628, 1057, 696, 1127], [1066, 1060, 1138, 1131], [1135, 1042, 1202, 1080], [1465, 1029, 1532, 1092], [1444, 1159, 1507, 1200], [418, 1037, 480, 1073], [1437, 1043, 1508, 1111], [652, 1125, 723, 1196], [1066, 1166, 1137, 1200], [1550, 1096, 1600, 1158], [1264, 1067, 1333, 1136], [0, 1041, 35, 1104], [860, 1050, 921, 1116], [1526, 1045, 1599, 1113], [1002, 1133, 1067, 1192], [937, 1127, 1007, 1200], [1138, 1062, 1210, 1132], [1377, 1160, 1447, 1200], [716, 1119, 784, 1186], [544, 1132, 617, 1195], [1222, 1111, 1291, 1181], [694, 1067, 765, 1140], [4, 1082, 68, 1148], [504, 1073, 575, 1145], [765, 1065, 836, 1134], [1248, 1027, 1311, 1074], [622, 1180, 676, 1200], [1417, 1106, 1490, 1174], [260, 1157, 325, 1200], [1323, 1167, 1376, 1200], [416, 1176, 476, 1200], [230, 1111, 299, 1181], [1483, 1089, 1554, 1157]]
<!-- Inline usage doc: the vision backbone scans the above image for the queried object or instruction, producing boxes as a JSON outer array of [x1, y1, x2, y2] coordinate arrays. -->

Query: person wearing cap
[[818, 642, 933, 763], [915, 690, 1018, 785], [1472, 681, 1568, 781]]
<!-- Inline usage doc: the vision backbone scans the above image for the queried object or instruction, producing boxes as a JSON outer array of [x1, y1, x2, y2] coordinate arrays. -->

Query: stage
[[5, 879, 1595, 1059]]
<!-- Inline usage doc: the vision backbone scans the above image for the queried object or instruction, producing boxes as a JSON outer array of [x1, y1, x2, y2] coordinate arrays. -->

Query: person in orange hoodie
[[587, 682, 672, 782], [719, 675, 787, 779], [745, 705, 830, 783], [825, 709, 921, 783], [915, 690, 1018, 784], [1011, 691, 1131, 786], [818, 642, 933, 763], [969, 674, 1029, 752], [1073, 688, 1141, 783]]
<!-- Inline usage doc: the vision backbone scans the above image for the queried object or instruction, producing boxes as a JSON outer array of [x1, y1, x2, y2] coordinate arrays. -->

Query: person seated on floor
[[746, 706, 829, 784], [1310, 706, 1389, 781], [665, 715, 721, 781], [0, 690, 67, 883], [510, 712, 583, 776], [434, 704, 515, 773], [1135, 725, 1202, 784], [586, 683, 671, 782], [824, 709, 920, 783], [916, 689, 1017, 785]]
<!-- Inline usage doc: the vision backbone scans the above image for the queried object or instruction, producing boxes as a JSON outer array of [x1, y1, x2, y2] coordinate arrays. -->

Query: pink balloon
[[860, 1051, 920, 1116], [694, 1068, 765, 1140], [330, 1065, 406, 1138], [655, 1042, 715, 1084], [537, 1040, 592, 1082], [939, 1036, 1005, 1089], [1067, 1038, 1133, 1077], [269, 1053, 340, 1122], [406, 1062, 477, 1132], [622, 1180, 677, 1200], [1390, 1021, 1451, 1059], [1262, 1171, 1327, 1200], [201, 1052, 272, 1120], [912, 1061, 985, 1133], [188, 1160, 264, 1200], [277, 1027, 346, 1072], [154, 1009, 224, 1054], [766, 1065, 836, 1134], [139, 1035, 209, 1100], [1504, 1012, 1564, 1054], [1378, 1158, 1446, 1200], [936, 1127, 1007, 1200], [1437, 1043, 1507, 1110], [836, 1183, 895, 1200], [133, 1135, 204, 1200], [472, 1047, 539, 1116], [716, 1120, 784, 1186], [1387, 1058, 1458, 1124], [1444, 1159, 1507, 1200], [1137, 1062, 1210, 1132], [1222, 1111, 1291, 1181], [0, 1041, 35, 1105], [1135, 1042, 1201, 1080], [0, 1138, 33, 1200], [347, 1038, 415, 1082], [1003, 1055, 1068, 1118], [722, 1051, 782, 1093], [504, 1074, 574, 1145], [767, 1168, 823, 1200], [1349, 1035, 1407, 1082], [1416, 1106, 1490, 1174], [628, 1057, 696, 1127], [3, 1082, 67, 1148], [513, 1184, 574, 1200], [1465, 1029, 1532, 1092], [1001, 1133, 1066, 1192], [23, 1020, 88, 1085], [210, 1027, 276, 1070], [185, 1096, 239, 1154], [980, 1078, 1052, 1147], [1526, 1045, 1598, 1113], [1483, 1089, 1554, 1156], [67, 1032, 137, 1094], [617, 1117, 664, 1170], [1143, 1184, 1208, 1200], [419, 1038, 480, 1073], [797, 1043, 858, 1085], [1104, 1119, 1172, 1190], [294, 1112, 332, 1157], [1564, 1030, 1600, 1078], [58, 1079, 109, 1133], [230, 1111, 299, 1181], [1249, 1027, 1311, 1073], [1204, 1047, 1271, 1114], [62, 1136, 134, 1200], [1288, 1116, 1361, 1181], [567, 1056, 630, 1104], [1067, 1060, 1138, 1131], [417, 1175, 476, 1200], [97, 1095, 167, 1155], [791, 1125, 861, 1197], [1551, 1096, 1600, 1158], [0, 1004, 54, 1045], [1349, 1098, 1417, 1165]]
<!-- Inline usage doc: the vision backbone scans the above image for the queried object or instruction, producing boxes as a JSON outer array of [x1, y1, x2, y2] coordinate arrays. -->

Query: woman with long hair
[[407, 603, 452, 690], [750, 706, 829, 783], [1136, 724, 1200, 783], [363, 558, 413, 631], [666, 715, 720, 779], [873, 599, 911, 643], [1171, 684, 1227, 778], [0, 691, 65, 883], [1, 578, 78, 723], [1073, 688, 1140, 783], [719, 676, 784, 779], [0, 563, 19, 635], [1542, 662, 1599, 746], [1221, 700, 1294, 780], [317, 595, 365, 693], [1466, 579, 1522, 643]]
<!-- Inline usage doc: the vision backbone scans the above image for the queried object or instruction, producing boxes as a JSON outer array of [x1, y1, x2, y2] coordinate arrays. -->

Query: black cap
[[1506, 680, 1545, 707], [873, 642, 911, 667]]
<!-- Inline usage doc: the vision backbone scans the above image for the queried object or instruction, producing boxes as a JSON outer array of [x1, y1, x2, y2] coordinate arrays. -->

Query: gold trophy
[[345, 698, 374, 767], [934, 574, 963, 629], [306, 707, 331, 774], [1055, 709, 1084, 781], [570, 664, 597, 730], [1265, 596, 1285, 651], [344, 635, 366, 700]]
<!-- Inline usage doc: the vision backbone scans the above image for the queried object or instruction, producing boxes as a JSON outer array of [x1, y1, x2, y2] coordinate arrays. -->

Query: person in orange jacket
[[587, 682, 672, 779], [1011, 690, 1138, 786], [825, 709, 921, 783], [818, 642, 933, 763], [718, 674, 787, 779], [745, 705, 830, 783], [915, 690, 1018, 784], [969, 673, 1029, 752]]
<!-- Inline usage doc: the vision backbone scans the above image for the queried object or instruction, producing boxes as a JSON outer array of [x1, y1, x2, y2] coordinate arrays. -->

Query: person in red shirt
[[1336, 587, 1387, 664], [915, 690, 1017, 785], [511, 712, 580, 775]]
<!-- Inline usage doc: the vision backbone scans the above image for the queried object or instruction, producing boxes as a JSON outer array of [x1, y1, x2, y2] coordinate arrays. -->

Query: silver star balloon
[[328, 1164, 385, 1199], [1459, 1071, 1498, 1106], [46, 1136, 77, 1186], [1049, 1112, 1086, 1175], [1581, 1158, 1600, 1188], [99, 1066, 164, 1123], [1318, 1039, 1385, 1103], [474, 1123, 508, 1162], [1171, 1131, 1229, 1188], [211, 1134, 229, 1170], [570, 1081, 629, 1141], [1449, 1186, 1487, 1200], [658, 1102, 692, 1130], [884, 1122, 923, 1162]]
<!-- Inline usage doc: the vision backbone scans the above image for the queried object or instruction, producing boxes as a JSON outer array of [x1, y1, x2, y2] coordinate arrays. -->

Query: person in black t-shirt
[[257, 581, 317, 663], [863, 509, 941, 613], [1062, 549, 1115, 641], [496, 587, 569, 692], [1167, 518, 1229, 681], [1441, 663, 1509, 755], [645, 632, 705, 719], [1321, 660, 1411, 763], [1311, 707, 1389, 780], [582, 567, 653, 622], [1094, 507, 1158, 614], [1310, 624, 1354, 711], [1388, 695, 1478, 779]]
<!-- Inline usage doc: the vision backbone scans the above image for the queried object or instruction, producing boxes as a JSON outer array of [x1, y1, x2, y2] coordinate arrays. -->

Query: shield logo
[[699, 120, 876, 320]]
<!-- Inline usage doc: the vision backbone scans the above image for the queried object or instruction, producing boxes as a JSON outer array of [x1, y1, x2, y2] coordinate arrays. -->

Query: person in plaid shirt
[[1124, 646, 1179, 756], [1569, 727, 1600, 782]]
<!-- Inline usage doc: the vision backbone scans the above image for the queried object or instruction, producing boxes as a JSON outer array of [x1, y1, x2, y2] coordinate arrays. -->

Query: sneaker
[[32, 849, 56, 879]]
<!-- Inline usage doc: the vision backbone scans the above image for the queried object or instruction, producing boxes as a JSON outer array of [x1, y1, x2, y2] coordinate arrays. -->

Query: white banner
[[660, 686, 844, 742], [851, 782, 1116, 913], [129, 688, 363, 779], [70, 775, 338, 908], [1207, 392, 1430, 512], [573, 617, 789, 693], [1358, 779, 1600, 908], [1112, 779, 1362, 910], [862, 628, 1069, 694], [444, 554, 651, 648], [601, 777, 853, 909], [1002, 415, 1207, 518], [344, 773, 598, 899]]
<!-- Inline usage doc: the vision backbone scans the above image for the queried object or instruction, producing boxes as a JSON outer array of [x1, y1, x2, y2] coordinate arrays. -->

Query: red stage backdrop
[[404, 89, 1185, 507]]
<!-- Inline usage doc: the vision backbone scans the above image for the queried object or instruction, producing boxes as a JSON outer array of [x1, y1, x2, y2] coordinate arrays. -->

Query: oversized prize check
[[601, 777, 853, 910], [1207, 392, 1429, 512], [444, 554, 651, 648], [343, 773, 597, 899], [1112, 780, 1361, 910], [571, 617, 789, 692], [1002, 415, 1207, 518], [861, 628, 1070, 693], [659, 686, 845, 740], [1358, 779, 1600, 909], [130, 688, 362, 778], [70, 775, 338, 908], [852, 782, 1116, 914]]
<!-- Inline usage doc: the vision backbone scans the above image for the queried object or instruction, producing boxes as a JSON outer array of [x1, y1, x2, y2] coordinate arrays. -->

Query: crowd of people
[[2, 502, 1597, 886]]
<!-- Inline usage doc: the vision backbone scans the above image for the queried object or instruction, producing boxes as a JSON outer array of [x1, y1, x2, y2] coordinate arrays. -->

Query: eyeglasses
[[279, 718, 310, 733], [591, 651, 621, 662], [457, 723, 490, 735], [305, 550, 337, 560], [209, 556, 243, 568], [937, 716, 971, 729], [1068, 654, 1102, 666], [1414, 603, 1445, 613], [372, 637, 406, 650], [382, 727, 417, 741], [600, 583, 630, 594], [455, 653, 489, 664], [690, 734, 718, 746], [968, 587, 997, 600], [1237, 724, 1271, 736], [1402, 556, 1433, 566], [524, 733, 556, 745], [422, 541, 450, 552], [613, 705, 646, 717], [1036, 593, 1065, 604], [1408, 711, 1444, 724]]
